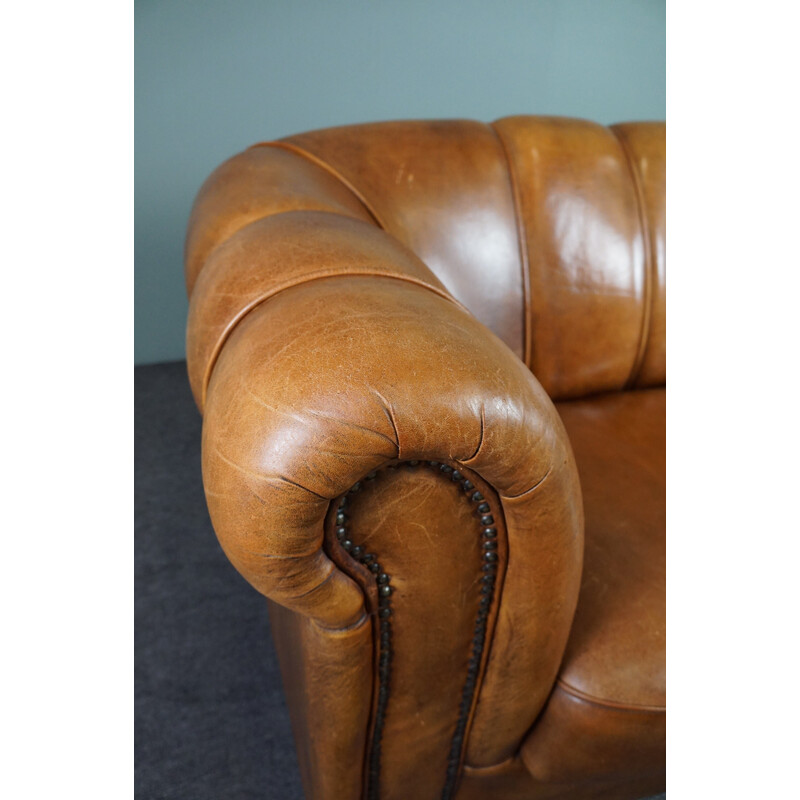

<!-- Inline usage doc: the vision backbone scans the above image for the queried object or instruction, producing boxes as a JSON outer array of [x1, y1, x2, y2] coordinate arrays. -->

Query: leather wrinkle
[[368, 387, 402, 454], [307, 410, 401, 452], [241, 390, 400, 454], [256, 140, 389, 231], [292, 560, 337, 598], [499, 464, 553, 501], [459, 402, 486, 465], [612, 126, 654, 389]]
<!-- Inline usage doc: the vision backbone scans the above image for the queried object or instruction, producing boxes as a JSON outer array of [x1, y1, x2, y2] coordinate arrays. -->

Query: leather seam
[[462, 754, 517, 774], [556, 679, 665, 714], [490, 121, 532, 368], [291, 560, 336, 599], [252, 140, 389, 231], [189, 207, 373, 297], [200, 272, 470, 408], [311, 610, 370, 634], [612, 125, 654, 389]]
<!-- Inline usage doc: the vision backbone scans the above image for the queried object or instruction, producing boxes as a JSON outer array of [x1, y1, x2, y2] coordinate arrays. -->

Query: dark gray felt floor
[[136, 361, 302, 800], [135, 360, 665, 800]]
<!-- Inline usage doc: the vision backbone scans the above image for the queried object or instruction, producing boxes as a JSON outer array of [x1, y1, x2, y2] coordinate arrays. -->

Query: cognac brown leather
[[184, 116, 666, 800], [522, 389, 666, 786]]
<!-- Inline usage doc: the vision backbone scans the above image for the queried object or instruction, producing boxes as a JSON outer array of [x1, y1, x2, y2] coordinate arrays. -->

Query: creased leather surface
[[199, 275, 583, 795]]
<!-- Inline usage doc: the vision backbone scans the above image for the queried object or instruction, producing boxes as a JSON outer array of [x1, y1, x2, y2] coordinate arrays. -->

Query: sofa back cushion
[[281, 119, 527, 361], [188, 116, 665, 399], [494, 117, 665, 397]]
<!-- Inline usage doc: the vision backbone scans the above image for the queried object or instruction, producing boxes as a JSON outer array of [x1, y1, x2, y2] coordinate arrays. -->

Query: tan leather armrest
[[192, 209, 584, 776]]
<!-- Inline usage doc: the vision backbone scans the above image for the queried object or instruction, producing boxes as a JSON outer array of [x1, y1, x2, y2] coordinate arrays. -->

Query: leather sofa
[[184, 116, 665, 800]]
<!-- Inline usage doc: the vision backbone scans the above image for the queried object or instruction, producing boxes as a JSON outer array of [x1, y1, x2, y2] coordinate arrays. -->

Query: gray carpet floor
[[135, 360, 665, 800]]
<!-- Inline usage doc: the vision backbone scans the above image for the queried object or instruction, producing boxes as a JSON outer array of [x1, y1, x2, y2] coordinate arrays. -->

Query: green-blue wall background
[[135, 0, 665, 365]]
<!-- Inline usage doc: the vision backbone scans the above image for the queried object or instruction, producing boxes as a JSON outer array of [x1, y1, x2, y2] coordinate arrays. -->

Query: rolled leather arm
[[190, 208, 585, 774]]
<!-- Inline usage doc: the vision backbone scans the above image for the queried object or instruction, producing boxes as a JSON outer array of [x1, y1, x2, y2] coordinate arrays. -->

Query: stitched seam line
[[491, 121, 532, 369], [612, 126, 654, 389], [557, 679, 665, 714], [200, 272, 470, 408], [252, 140, 389, 231]]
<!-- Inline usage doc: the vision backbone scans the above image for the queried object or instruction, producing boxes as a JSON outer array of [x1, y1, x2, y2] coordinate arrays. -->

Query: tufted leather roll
[[185, 115, 665, 800]]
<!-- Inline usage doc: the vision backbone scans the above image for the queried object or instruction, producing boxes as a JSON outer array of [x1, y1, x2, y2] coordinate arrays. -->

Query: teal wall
[[135, 0, 665, 365]]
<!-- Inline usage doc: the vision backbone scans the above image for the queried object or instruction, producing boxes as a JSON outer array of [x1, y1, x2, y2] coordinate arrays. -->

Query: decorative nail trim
[[335, 481, 394, 800], [333, 461, 500, 800]]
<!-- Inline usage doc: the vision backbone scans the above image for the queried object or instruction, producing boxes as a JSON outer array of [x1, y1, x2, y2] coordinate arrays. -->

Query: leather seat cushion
[[520, 388, 665, 784]]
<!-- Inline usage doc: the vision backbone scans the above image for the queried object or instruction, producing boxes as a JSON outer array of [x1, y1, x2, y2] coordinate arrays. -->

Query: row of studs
[[333, 461, 499, 800], [431, 463, 498, 800], [335, 472, 392, 800]]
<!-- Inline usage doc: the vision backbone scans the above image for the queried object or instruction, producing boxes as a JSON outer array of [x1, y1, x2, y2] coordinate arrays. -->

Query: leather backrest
[[186, 116, 665, 399], [493, 117, 665, 396], [280, 120, 526, 361]]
